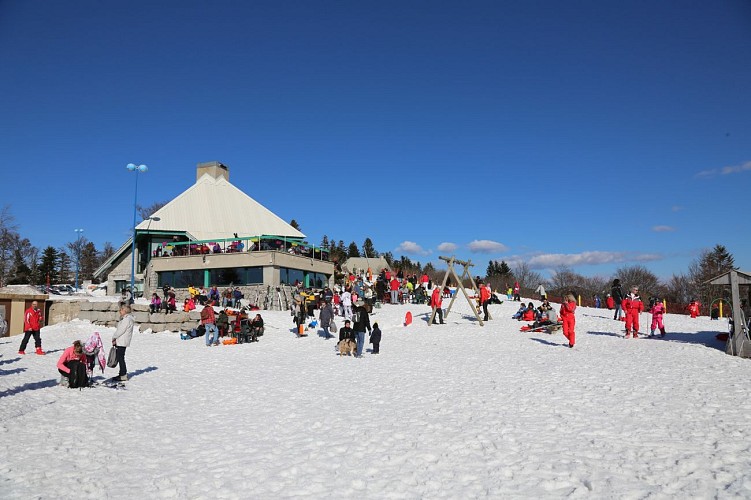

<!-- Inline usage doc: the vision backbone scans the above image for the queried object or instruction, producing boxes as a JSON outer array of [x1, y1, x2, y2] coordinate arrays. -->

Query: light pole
[[127, 163, 148, 295], [74, 228, 84, 292]]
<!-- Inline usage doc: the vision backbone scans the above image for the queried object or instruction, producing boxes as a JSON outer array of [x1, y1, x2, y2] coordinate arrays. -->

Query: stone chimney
[[196, 161, 229, 182]]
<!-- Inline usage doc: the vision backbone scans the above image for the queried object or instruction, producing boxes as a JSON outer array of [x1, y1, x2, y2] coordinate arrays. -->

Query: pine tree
[[58, 248, 72, 284], [498, 260, 511, 275], [8, 249, 31, 284], [39, 246, 60, 285], [320, 235, 330, 249], [688, 244, 737, 305], [290, 219, 301, 231], [361, 238, 378, 258], [80, 242, 99, 281], [347, 241, 361, 258]]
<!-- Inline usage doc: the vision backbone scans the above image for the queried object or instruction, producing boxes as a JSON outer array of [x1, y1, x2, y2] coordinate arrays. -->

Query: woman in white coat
[[112, 304, 135, 382]]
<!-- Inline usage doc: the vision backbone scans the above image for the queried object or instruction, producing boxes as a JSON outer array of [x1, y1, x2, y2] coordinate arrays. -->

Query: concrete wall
[[76, 301, 202, 332]]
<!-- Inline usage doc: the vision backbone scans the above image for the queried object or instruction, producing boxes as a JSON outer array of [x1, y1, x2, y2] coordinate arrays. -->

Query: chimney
[[196, 161, 229, 182]]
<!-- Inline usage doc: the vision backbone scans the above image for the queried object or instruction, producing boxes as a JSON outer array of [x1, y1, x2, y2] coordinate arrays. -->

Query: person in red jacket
[[431, 286, 445, 324], [559, 294, 577, 348], [687, 300, 700, 318], [622, 286, 644, 338], [605, 294, 615, 310], [18, 300, 44, 355], [479, 282, 491, 321], [389, 277, 401, 305]]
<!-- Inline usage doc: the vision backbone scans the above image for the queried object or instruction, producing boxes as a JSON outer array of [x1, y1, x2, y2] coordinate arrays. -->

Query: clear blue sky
[[1, 0, 749, 279]]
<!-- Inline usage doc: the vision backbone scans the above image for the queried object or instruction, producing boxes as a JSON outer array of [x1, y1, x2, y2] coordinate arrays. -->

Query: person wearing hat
[[352, 299, 371, 357], [338, 319, 355, 343]]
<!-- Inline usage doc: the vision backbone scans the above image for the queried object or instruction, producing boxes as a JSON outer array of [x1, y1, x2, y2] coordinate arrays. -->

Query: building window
[[209, 267, 263, 286], [157, 270, 204, 289], [280, 268, 328, 288]]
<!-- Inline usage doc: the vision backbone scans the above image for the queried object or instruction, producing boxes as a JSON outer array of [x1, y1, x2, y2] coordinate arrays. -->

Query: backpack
[[67, 360, 88, 389]]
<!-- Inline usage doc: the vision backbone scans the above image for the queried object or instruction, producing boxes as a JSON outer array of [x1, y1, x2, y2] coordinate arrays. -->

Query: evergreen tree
[[58, 247, 72, 284], [290, 219, 301, 231], [39, 246, 60, 285], [361, 238, 378, 258], [688, 244, 737, 304], [498, 260, 511, 275], [320, 235, 330, 250], [8, 249, 31, 284], [80, 242, 99, 281], [347, 241, 361, 258], [382, 251, 394, 267], [0, 205, 19, 287]]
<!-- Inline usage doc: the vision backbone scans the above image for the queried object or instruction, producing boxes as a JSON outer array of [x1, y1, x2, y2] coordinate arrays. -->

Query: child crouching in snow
[[559, 294, 576, 348], [57, 340, 88, 387]]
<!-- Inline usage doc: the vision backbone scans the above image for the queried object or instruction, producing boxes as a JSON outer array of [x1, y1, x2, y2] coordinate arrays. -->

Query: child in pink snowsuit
[[650, 299, 666, 337], [559, 294, 576, 348]]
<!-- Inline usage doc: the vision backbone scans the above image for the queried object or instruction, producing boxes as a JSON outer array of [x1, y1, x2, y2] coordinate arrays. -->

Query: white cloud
[[467, 240, 508, 254], [696, 160, 751, 178], [395, 241, 431, 256], [522, 251, 662, 269], [437, 242, 457, 253], [652, 225, 676, 232]]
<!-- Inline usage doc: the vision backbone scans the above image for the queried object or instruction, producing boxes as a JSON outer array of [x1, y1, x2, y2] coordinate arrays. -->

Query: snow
[[2, 296, 751, 498]]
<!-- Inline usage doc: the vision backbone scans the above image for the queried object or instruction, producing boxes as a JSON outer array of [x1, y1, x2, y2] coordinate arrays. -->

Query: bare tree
[[0, 205, 19, 287], [613, 265, 662, 299], [511, 261, 543, 296], [137, 201, 168, 222]]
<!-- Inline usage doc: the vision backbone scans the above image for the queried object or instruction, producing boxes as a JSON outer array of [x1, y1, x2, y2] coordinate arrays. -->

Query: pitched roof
[[135, 173, 305, 241]]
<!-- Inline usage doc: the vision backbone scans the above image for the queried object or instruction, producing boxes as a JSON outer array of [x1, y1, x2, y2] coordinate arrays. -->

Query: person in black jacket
[[370, 322, 382, 354], [338, 319, 355, 342], [352, 300, 372, 358], [611, 279, 624, 320]]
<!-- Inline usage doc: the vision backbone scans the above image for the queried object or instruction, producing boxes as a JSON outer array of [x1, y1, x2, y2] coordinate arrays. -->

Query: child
[[370, 322, 382, 354], [512, 303, 527, 320], [149, 293, 162, 313], [57, 340, 88, 387], [650, 298, 666, 337], [559, 294, 577, 348], [622, 286, 644, 338]]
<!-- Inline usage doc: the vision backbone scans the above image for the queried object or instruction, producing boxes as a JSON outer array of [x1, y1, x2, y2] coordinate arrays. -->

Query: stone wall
[[76, 302, 201, 332]]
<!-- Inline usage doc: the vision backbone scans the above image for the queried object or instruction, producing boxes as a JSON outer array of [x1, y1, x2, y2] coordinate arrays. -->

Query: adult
[[431, 286, 445, 324], [149, 293, 162, 314], [201, 302, 219, 346], [18, 300, 44, 355], [622, 286, 644, 338], [319, 301, 335, 339], [233, 287, 244, 308], [534, 283, 547, 300], [420, 273, 430, 291], [250, 314, 264, 341], [389, 277, 400, 304], [208, 285, 221, 304], [340, 288, 353, 320], [339, 319, 355, 343], [611, 279, 624, 320], [112, 304, 135, 382], [479, 282, 491, 321], [352, 299, 372, 357]]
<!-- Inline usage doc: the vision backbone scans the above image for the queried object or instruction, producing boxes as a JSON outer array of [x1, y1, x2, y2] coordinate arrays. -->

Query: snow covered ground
[[2, 296, 750, 499]]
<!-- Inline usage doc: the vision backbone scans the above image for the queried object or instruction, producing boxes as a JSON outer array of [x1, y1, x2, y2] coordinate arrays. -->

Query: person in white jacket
[[112, 304, 135, 382]]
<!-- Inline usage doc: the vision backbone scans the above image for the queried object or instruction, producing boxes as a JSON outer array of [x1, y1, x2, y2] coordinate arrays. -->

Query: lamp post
[[127, 163, 148, 295], [74, 228, 84, 292]]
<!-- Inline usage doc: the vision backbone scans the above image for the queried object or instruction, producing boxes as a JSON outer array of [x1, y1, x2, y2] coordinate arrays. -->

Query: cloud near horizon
[[467, 240, 508, 253], [437, 242, 458, 253], [504, 250, 663, 269], [395, 241, 431, 256], [652, 225, 676, 232], [695, 160, 751, 178]]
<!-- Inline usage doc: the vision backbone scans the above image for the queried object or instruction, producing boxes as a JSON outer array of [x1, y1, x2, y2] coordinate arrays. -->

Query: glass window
[[157, 270, 203, 288], [209, 267, 263, 286]]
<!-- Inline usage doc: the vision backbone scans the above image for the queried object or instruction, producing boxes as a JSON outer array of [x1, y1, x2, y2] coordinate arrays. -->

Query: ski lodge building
[[94, 162, 334, 300]]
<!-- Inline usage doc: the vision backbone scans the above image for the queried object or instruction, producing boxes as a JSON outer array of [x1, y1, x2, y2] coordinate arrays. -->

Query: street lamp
[[127, 163, 148, 295], [74, 228, 84, 292]]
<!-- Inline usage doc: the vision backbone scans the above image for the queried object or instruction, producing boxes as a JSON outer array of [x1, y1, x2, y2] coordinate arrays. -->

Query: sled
[[520, 322, 563, 334], [404, 311, 412, 326]]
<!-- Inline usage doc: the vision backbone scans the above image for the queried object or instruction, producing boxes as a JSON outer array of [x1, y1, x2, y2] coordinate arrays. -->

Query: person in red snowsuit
[[622, 287, 644, 338], [650, 299, 666, 337], [606, 294, 615, 310], [18, 300, 44, 355], [559, 294, 576, 348], [687, 300, 700, 318]]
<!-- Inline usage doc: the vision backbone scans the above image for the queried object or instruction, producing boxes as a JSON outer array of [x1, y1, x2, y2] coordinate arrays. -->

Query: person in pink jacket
[[559, 294, 577, 348], [622, 286, 644, 338], [57, 340, 87, 386], [650, 298, 666, 337]]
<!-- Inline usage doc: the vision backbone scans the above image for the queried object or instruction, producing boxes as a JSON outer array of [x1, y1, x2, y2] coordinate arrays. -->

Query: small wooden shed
[[0, 285, 48, 337]]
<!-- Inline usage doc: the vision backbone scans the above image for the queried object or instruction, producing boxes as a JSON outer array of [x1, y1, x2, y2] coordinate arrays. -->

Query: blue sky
[[1, 0, 749, 279]]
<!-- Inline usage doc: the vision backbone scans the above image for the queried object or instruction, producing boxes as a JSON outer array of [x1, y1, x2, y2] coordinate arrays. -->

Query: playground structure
[[429, 256, 490, 326], [707, 270, 751, 357]]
